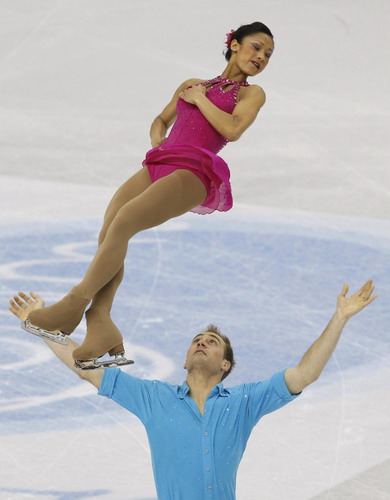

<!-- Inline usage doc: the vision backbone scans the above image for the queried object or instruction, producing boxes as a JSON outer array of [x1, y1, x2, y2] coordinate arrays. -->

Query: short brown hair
[[205, 323, 235, 380]]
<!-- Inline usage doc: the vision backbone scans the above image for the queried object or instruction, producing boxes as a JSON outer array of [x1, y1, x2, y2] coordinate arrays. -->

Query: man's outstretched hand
[[337, 280, 377, 320], [8, 291, 106, 388], [8, 291, 45, 322], [285, 280, 378, 394]]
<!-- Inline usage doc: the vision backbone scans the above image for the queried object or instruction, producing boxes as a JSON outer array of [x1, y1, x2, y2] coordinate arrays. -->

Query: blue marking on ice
[[0, 214, 388, 434], [0, 487, 111, 499]]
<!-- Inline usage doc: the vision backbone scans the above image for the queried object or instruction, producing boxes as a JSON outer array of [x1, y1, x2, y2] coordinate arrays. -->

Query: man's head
[[184, 324, 235, 382]]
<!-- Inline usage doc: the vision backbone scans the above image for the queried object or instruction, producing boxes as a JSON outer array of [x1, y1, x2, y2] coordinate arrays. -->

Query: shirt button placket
[[203, 427, 212, 495]]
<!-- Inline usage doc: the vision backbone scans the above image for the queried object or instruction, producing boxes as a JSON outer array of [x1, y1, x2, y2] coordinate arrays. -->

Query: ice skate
[[8, 291, 69, 344], [74, 350, 134, 370], [25, 286, 90, 343], [21, 319, 68, 345], [73, 307, 134, 370]]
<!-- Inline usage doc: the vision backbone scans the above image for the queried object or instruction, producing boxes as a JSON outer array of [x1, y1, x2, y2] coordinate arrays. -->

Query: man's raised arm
[[285, 280, 377, 395], [8, 292, 104, 389]]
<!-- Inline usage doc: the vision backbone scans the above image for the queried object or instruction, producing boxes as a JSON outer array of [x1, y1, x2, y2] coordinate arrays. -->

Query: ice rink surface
[[0, 1, 389, 499]]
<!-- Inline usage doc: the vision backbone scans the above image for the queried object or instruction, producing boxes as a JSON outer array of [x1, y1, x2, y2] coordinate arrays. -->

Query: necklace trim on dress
[[203, 76, 249, 87]]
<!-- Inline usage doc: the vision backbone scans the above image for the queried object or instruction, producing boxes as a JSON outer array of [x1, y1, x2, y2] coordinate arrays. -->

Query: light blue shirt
[[98, 368, 299, 499]]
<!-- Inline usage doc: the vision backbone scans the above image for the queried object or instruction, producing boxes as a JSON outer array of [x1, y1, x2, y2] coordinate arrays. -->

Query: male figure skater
[[9, 280, 376, 499]]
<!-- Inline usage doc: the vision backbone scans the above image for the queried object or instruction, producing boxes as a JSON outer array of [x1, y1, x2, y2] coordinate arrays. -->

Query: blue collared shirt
[[98, 369, 299, 499]]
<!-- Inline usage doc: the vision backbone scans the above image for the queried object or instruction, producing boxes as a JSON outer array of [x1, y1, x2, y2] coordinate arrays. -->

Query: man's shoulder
[[225, 371, 286, 393], [227, 371, 298, 401], [115, 370, 182, 393], [100, 368, 184, 406], [222, 382, 252, 396], [224, 380, 264, 390]]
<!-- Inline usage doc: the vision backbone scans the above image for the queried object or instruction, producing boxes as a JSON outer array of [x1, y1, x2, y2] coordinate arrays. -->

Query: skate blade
[[21, 320, 69, 345], [74, 352, 134, 370]]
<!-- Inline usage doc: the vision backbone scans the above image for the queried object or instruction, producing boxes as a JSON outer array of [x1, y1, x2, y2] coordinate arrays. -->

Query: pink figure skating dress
[[143, 76, 250, 215]]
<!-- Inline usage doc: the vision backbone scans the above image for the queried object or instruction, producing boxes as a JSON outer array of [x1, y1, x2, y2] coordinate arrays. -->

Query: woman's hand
[[179, 84, 206, 105]]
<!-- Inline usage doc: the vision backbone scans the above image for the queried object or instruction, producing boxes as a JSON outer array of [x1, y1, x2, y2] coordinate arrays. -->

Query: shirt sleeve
[[246, 369, 300, 427], [98, 368, 156, 423]]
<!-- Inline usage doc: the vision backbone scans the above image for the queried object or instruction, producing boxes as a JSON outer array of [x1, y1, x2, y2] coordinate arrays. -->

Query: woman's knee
[[104, 209, 142, 242], [98, 215, 115, 245], [116, 204, 147, 233], [98, 227, 107, 246], [115, 195, 170, 235]]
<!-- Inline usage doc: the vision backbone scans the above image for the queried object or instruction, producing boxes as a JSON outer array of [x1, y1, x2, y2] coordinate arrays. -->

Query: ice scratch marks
[[0, 258, 77, 283], [325, 354, 347, 494], [0, 239, 96, 283], [0, 229, 175, 415], [127, 341, 175, 381], [0, 0, 63, 78], [0, 486, 110, 499], [0, 336, 174, 414], [0, 329, 53, 371], [128, 228, 163, 338]]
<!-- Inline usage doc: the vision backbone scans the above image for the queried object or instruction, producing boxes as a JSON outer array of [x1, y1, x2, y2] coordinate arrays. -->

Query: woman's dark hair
[[224, 21, 274, 61]]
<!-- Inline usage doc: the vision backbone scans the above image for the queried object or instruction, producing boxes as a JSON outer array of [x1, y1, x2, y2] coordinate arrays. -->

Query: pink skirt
[[142, 144, 233, 215]]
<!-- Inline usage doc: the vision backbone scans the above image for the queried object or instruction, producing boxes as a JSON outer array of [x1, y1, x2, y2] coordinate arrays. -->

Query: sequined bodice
[[164, 76, 249, 154]]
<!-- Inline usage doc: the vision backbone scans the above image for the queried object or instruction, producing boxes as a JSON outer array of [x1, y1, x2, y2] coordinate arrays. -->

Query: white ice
[[0, 1, 389, 499]]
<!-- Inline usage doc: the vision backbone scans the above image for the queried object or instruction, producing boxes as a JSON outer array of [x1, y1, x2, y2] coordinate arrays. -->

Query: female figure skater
[[17, 21, 275, 369]]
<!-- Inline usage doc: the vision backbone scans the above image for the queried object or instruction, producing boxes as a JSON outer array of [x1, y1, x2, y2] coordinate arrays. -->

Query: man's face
[[184, 331, 230, 378]]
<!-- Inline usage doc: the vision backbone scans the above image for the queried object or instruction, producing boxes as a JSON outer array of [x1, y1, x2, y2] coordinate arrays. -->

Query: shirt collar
[[178, 381, 230, 399]]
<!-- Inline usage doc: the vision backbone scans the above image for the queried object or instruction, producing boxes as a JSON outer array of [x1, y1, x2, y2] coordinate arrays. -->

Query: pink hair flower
[[225, 29, 236, 48]]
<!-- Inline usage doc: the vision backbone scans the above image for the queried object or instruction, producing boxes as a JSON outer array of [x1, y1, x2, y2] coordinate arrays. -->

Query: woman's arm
[[150, 78, 204, 148], [180, 84, 266, 141]]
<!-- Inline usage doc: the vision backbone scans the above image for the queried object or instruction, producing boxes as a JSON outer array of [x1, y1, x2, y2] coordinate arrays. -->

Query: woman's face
[[231, 32, 274, 75]]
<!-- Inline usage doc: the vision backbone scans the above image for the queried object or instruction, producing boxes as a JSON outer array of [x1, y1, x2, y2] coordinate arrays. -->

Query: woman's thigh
[[103, 168, 152, 222], [100, 168, 152, 240], [112, 169, 207, 237]]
